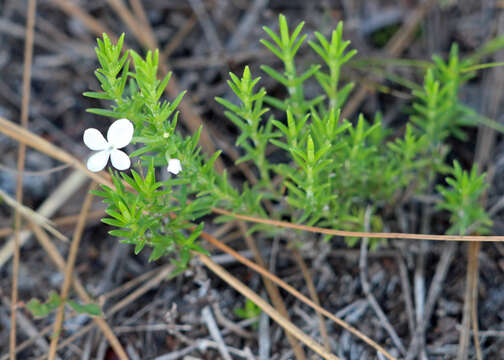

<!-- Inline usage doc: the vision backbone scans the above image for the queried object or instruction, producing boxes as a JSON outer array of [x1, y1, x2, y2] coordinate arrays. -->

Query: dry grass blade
[[238, 222, 306, 360], [30, 223, 128, 360], [469, 14, 504, 359], [405, 242, 457, 360], [10, 1, 37, 358], [457, 242, 481, 360], [198, 254, 340, 360], [292, 247, 330, 351], [0, 209, 105, 239], [360, 208, 405, 354], [0, 171, 88, 269], [0, 163, 70, 176], [1, 296, 55, 358], [48, 182, 97, 359], [213, 208, 504, 242], [2, 265, 164, 360], [0, 189, 68, 243], [201, 231, 396, 360], [472, 259, 483, 360], [0, 116, 112, 187], [38, 265, 174, 360], [384, 0, 439, 57]]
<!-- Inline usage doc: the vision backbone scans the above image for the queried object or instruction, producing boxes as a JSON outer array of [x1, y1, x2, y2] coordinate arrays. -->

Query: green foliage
[[66, 300, 102, 316], [411, 45, 472, 150], [234, 298, 261, 318], [26, 292, 101, 318], [437, 162, 492, 235], [85, 34, 215, 271], [260, 14, 323, 117], [234, 299, 261, 329], [26, 292, 62, 318], [215, 66, 274, 185], [84, 34, 129, 104], [309, 22, 357, 109], [85, 14, 492, 271]]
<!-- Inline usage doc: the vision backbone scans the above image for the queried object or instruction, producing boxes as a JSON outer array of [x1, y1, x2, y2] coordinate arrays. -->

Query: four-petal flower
[[83, 118, 134, 172], [167, 158, 182, 175]]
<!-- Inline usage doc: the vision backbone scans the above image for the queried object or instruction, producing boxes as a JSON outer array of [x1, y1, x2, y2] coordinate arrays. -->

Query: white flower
[[83, 118, 134, 172], [167, 158, 182, 175]]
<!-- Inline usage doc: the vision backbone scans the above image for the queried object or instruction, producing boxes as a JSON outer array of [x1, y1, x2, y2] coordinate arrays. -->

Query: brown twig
[[10, 1, 37, 358], [106, 0, 156, 48], [472, 259, 483, 360], [47, 182, 97, 359], [291, 247, 331, 351], [237, 222, 306, 360], [213, 208, 504, 242], [188, 0, 224, 53], [198, 254, 339, 360], [3, 264, 164, 360], [35, 263, 174, 360], [0, 171, 88, 268], [0, 188, 68, 243], [0, 163, 70, 176], [457, 242, 481, 360], [30, 222, 128, 360], [211, 302, 254, 339], [405, 242, 457, 360], [200, 230, 396, 360], [0, 116, 112, 187], [359, 208, 405, 355], [396, 253, 415, 336], [0, 209, 105, 238], [467, 14, 504, 359]]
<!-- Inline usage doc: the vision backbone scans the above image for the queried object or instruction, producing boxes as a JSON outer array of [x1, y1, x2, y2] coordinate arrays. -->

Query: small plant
[[234, 299, 262, 329], [80, 15, 489, 274], [437, 161, 492, 235], [26, 292, 101, 318], [83, 34, 211, 274]]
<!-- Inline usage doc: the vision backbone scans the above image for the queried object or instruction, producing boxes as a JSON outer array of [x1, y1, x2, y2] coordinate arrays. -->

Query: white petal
[[107, 118, 134, 149], [167, 158, 182, 175], [87, 150, 110, 172], [83, 128, 108, 151], [110, 149, 131, 170]]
